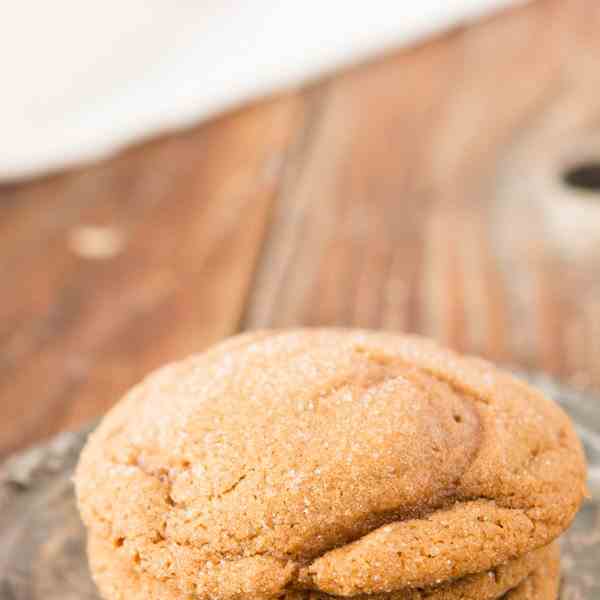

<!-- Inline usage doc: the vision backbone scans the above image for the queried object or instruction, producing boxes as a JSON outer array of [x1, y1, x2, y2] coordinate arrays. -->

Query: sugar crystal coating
[[75, 329, 586, 600], [88, 536, 559, 600]]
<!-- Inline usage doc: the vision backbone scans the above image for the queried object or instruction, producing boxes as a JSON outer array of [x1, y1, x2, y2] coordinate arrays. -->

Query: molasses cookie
[[76, 330, 586, 600]]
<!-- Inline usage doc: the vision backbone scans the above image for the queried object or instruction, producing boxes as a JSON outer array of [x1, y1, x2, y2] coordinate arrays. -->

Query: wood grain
[[2, 0, 600, 456], [0, 96, 306, 457], [246, 0, 600, 390]]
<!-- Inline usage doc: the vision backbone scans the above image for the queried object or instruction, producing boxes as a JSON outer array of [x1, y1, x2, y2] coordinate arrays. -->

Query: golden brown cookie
[[88, 535, 558, 600], [503, 542, 560, 599], [76, 329, 585, 600]]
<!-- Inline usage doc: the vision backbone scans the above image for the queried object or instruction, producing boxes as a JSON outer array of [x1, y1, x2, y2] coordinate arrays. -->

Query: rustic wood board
[[0, 96, 306, 457], [244, 0, 600, 385], [0, 375, 598, 598], [4, 0, 600, 460]]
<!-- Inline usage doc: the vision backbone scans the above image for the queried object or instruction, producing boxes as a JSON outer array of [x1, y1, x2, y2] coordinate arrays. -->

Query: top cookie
[[75, 329, 587, 600]]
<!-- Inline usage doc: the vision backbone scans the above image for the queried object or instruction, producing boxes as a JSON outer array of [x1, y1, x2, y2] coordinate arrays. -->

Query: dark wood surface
[[2, 0, 600, 596]]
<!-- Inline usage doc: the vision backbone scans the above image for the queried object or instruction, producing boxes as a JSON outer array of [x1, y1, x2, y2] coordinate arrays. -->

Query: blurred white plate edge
[[0, 0, 524, 182]]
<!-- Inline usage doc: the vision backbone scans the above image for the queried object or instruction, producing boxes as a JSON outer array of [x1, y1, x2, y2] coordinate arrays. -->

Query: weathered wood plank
[[3, 0, 600, 461], [0, 96, 306, 457], [245, 0, 600, 393]]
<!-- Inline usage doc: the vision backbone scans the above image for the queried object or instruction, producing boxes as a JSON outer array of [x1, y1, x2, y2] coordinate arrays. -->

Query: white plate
[[1, 0, 521, 181]]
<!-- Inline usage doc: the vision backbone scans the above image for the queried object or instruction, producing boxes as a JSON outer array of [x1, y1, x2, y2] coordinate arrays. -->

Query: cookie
[[75, 329, 586, 599], [503, 542, 560, 599], [88, 535, 558, 600]]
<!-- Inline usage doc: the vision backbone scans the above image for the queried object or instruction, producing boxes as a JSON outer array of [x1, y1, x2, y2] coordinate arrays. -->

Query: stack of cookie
[[76, 330, 587, 600]]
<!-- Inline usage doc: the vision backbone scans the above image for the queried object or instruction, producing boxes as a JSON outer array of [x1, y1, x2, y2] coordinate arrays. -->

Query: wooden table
[[2, 0, 600, 461]]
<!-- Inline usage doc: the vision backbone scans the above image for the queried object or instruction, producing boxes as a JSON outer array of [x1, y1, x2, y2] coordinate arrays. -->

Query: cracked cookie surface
[[75, 329, 585, 600]]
